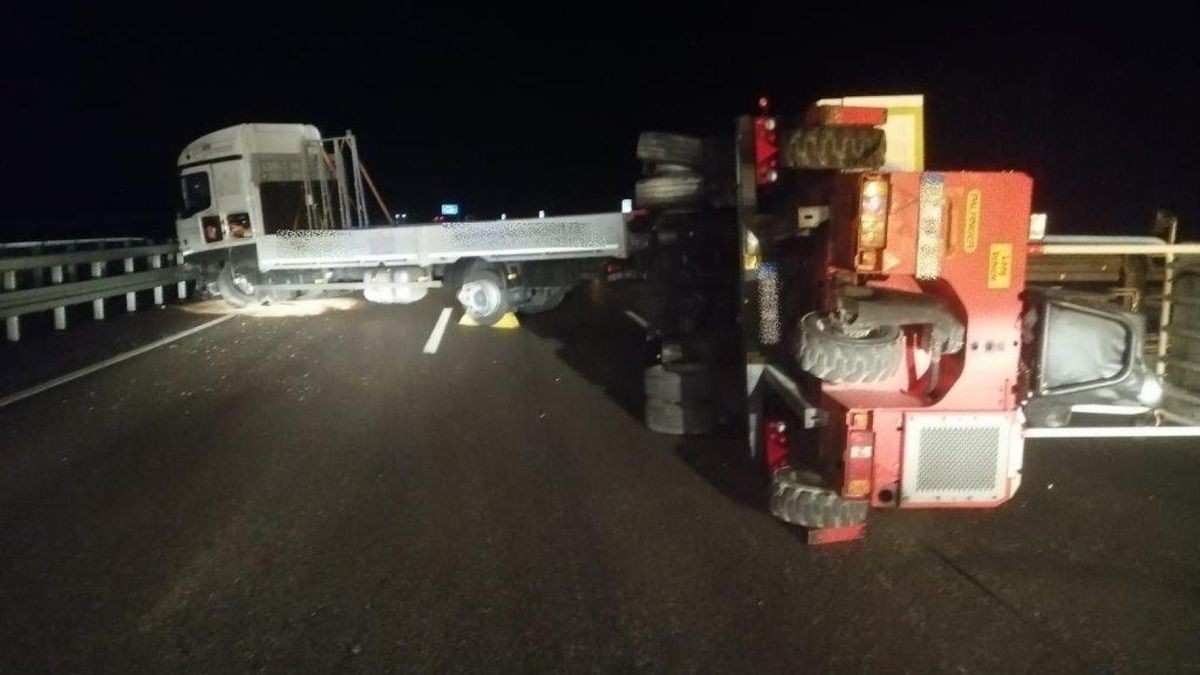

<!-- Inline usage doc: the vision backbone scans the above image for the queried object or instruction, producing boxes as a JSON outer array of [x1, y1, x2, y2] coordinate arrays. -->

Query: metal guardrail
[[0, 237, 149, 251], [0, 240, 197, 342]]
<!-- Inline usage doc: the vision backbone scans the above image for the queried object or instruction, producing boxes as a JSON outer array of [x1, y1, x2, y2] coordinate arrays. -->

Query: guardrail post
[[3, 270, 18, 342], [150, 254, 164, 306], [32, 245, 46, 288], [90, 261, 106, 320], [65, 243, 78, 282], [176, 252, 188, 299], [50, 265, 67, 330], [124, 257, 136, 312]]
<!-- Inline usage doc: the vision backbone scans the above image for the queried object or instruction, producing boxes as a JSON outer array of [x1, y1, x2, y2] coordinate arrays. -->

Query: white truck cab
[[176, 123, 323, 255]]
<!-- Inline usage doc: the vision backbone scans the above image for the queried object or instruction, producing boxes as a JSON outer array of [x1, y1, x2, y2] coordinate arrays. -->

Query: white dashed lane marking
[[0, 314, 236, 409], [423, 307, 454, 354]]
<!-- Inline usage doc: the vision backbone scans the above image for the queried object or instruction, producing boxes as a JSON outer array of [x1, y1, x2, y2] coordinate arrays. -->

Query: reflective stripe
[[916, 173, 945, 280]]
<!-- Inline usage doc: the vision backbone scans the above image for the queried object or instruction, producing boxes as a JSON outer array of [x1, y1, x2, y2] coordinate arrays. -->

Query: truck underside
[[623, 100, 1200, 542]]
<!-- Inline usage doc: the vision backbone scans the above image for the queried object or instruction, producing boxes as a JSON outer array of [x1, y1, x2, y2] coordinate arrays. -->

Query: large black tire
[[216, 265, 266, 308], [645, 398, 715, 435], [636, 132, 703, 168], [458, 267, 509, 326], [644, 363, 711, 403], [636, 174, 704, 209], [517, 287, 568, 315], [769, 467, 869, 528], [782, 126, 886, 170], [797, 312, 902, 383]]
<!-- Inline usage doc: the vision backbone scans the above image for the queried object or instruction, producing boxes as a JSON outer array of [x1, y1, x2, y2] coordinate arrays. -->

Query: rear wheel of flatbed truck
[[457, 266, 509, 326]]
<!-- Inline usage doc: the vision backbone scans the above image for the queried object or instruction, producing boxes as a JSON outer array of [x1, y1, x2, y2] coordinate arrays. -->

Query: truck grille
[[901, 414, 1013, 504]]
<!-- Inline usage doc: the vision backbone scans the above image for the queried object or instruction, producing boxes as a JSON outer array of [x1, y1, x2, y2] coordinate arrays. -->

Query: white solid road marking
[[624, 310, 649, 329], [423, 307, 454, 354], [0, 314, 236, 410]]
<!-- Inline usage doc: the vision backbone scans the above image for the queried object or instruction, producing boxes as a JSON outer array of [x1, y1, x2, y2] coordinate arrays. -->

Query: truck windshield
[[180, 172, 212, 218]]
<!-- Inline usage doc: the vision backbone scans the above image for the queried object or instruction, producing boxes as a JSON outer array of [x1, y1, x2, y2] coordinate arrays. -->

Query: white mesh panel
[[901, 414, 1012, 504]]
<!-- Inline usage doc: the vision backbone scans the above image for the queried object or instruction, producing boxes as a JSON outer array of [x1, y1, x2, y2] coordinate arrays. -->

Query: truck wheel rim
[[459, 280, 501, 317], [233, 273, 256, 295]]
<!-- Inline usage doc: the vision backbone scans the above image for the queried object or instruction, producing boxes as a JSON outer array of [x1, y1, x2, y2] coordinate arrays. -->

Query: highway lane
[[0, 300, 218, 399], [0, 288, 1198, 673]]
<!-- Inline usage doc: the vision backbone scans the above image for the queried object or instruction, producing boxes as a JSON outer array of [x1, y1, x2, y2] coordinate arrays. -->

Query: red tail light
[[765, 418, 790, 470], [844, 428, 874, 499]]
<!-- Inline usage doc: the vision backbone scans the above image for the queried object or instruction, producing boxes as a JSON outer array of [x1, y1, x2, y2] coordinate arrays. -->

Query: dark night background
[[4, 7, 1197, 242]]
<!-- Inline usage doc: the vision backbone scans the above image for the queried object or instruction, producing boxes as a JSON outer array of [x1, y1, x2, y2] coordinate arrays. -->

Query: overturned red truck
[[627, 95, 1199, 543]]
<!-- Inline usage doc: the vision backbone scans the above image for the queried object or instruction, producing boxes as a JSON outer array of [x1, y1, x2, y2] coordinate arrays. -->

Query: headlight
[[1138, 374, 1163, 406], [743, 230, 761, 271], [858, 176, 889, 250], [856, 175, 889, 272]]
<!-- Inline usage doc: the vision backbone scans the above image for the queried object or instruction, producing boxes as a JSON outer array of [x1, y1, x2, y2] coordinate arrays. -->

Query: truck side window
[[180, 172, 212, 218], [228, 212, 253, 238], [201, 215, 223, 243]]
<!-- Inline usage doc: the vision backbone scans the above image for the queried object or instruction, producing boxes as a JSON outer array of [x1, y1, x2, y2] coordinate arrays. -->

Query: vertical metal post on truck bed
[[1156, 210, 1179, 378], [347, 132, 370, 228]]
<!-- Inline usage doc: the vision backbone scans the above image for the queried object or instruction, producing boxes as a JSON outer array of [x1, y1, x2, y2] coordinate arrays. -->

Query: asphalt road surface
[[1, 288, 1198, 674]]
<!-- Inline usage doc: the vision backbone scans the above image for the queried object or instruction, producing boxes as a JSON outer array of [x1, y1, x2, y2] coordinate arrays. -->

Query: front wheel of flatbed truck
[[457, 267, 509, 326], [216, 264, 266, 309]]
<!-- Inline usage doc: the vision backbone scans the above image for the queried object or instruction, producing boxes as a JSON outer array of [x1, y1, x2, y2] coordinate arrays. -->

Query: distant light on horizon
[[621, 198, 632, 214], [538, 210, 545, 219]]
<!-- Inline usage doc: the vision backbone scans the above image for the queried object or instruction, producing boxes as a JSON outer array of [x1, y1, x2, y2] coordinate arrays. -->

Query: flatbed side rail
[[254, 213, 629, 271]]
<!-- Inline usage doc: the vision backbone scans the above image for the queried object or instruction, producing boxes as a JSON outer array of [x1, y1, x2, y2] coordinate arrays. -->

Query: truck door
[[179, 167, 224, 247]]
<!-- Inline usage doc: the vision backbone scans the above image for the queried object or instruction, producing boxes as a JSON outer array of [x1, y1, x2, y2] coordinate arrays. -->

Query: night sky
[[5, 7, 1197, 241]]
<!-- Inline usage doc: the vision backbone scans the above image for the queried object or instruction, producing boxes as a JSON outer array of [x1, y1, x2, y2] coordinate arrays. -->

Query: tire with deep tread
[[644, 363, 712, 403], [797, 312, 902, 383], [636, 174, 704, 209], [769, 467, 868, 528], [636, 132, 703, 168], [783, 126, 886, 170], [645, 397, 715, 435]]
